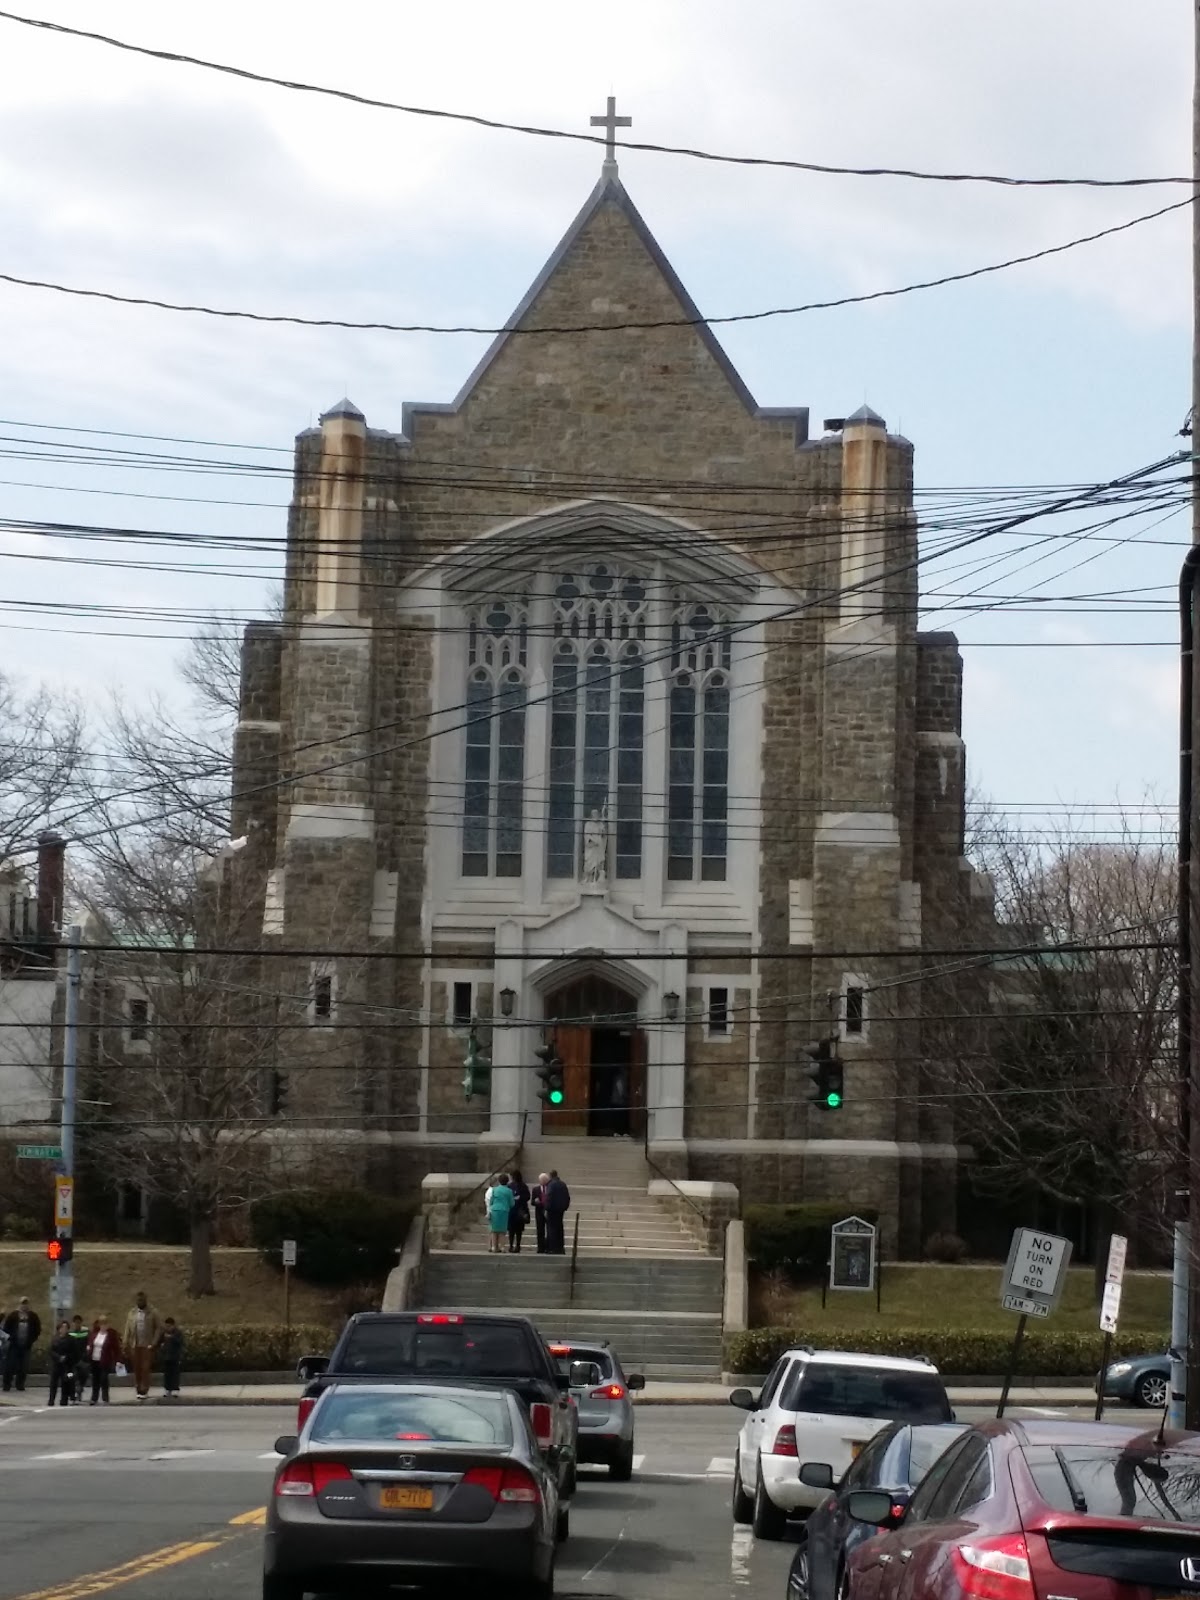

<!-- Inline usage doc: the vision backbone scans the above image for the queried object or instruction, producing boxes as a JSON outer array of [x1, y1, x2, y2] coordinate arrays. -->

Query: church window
[[309, 963, 337, 1025], [707, 987, 730, 1036], [547, 568, 647, 880], [462, 599, 529, 878], [127, 998, 149, 1042], [667, 599, 731, 882], [841, 978, 868, 1039], [451, 981, 473, 1028]]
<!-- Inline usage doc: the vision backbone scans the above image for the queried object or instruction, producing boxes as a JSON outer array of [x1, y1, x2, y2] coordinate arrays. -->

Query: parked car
[[843, 1418, 1200, 1600], [730, 1348, 953, 1540], [1096, 1351, 1169, 1408], [786, 1421, 967, 1600], [544, 1337, 645, 1480], [263, 1381, 559, 1600]]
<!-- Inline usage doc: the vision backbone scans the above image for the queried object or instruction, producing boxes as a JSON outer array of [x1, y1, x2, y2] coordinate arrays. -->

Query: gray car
[[1096, 1349, 1170, 1408], [263, 1382, 559, 1600], [545, 1337, 645, 1480]]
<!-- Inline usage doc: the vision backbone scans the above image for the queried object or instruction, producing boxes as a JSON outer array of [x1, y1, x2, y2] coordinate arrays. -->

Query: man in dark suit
[[2, 1298, 42, 1392], [545, 1170, 571, 1255], [532, 1173, 550, 1254]]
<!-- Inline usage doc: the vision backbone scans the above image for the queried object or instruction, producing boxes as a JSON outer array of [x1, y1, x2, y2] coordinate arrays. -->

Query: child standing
[[158, 1317, 184, 1401]]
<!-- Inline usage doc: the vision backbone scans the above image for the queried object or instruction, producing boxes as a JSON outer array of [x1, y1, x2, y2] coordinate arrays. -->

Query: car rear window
[[339, 1320, 536, 1378], [1024, 1445, 1200, 1521], [782, 1364, 951, 1423], [313, 1389, 513, 1447], [547, 1346, 613, 1381]]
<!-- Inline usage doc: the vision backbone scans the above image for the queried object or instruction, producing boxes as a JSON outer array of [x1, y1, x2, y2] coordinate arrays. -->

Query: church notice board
[[829, 1216, 876, 1291]]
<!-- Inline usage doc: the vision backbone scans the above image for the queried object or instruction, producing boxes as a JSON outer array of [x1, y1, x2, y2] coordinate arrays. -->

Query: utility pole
[[54, 924, 80, 1320]]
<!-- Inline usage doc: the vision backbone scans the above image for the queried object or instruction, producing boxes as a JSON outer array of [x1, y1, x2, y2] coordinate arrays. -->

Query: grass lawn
[[0, 1246, 346, 1329], [752, 1264, 1169, 1335]]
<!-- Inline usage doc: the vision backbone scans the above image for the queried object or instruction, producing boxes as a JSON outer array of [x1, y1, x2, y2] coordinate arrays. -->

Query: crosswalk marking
[[149, 1449, 216, 1461], [707, 1456, 735, 1476], [633, 1453, 645, 1471], [30, 1449, 103, 1461]]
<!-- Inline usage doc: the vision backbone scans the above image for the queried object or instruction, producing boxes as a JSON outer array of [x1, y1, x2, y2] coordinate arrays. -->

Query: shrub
[[744, 1203, 880, 1278], [724, 1325, 1155, 1378], [181, 1323, 334, 1371], [924, 1231, 969, 1264], [1, 1214, 42, 1241], [250, 1189, 410, 1286]]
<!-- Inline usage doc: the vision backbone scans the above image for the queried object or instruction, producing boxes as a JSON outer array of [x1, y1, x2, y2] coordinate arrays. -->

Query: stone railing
[[382, 1214, 426, 1311], [421, 1172, 494, 1250], [723, 1218, 748, 1333], [648, 1178, 739, 1254]]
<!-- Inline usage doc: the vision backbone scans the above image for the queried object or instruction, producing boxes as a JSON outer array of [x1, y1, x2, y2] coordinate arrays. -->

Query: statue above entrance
[[582, 802, 608, 887]]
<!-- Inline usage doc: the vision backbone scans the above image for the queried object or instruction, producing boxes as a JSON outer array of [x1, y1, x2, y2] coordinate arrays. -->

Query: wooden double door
[[542, 1024, 647, 1137]]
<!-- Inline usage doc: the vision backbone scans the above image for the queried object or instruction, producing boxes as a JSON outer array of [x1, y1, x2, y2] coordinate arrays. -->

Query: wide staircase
[[419, 1138, 726, 1377]]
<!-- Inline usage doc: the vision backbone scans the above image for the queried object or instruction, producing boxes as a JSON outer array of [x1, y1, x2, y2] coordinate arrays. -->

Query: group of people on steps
[[484, 1169, 572, 1254]]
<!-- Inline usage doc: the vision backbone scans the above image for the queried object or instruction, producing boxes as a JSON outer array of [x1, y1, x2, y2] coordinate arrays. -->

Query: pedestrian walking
[[67, 1315, 88, 1403], [87, 1315, 121, 1406], [507, 1169, 531, 1254], [158, 1317, 184, 1401], [47, 1321, 75, 1408], [122, 1292, 163, 1401], [487, 1171, 515, 1254], [532, 1172, 550, 1254], [1, 1298, 42, 1392], [545, 1169, 572, 1255]]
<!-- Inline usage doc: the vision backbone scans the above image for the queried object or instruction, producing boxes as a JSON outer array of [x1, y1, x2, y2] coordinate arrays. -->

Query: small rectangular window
[[845, 986, 865, 1036], [708, 987, 729, 1036], [128, 999, 149, 1042], [452, 982, 473, 1028], [313, 976, 333, 1020]]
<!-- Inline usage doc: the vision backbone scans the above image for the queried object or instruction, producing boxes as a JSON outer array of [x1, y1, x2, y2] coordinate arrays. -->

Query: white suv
[[729, 1347, 953, 1540]]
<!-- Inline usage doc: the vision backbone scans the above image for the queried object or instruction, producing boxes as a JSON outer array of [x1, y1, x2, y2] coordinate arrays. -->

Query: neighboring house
[[0, 834, 65, 1129]]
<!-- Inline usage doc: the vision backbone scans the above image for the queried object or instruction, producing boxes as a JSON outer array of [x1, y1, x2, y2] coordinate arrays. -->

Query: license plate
[[380, 1486, 434, 1511]]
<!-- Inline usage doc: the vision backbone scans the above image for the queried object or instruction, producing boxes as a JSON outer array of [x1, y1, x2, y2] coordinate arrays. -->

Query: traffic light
[[535, 1041, 565, 1107], [463, 1028, 491, 1102], [804, 1037, 844, 1110], [47, 1232, 73, 1263]]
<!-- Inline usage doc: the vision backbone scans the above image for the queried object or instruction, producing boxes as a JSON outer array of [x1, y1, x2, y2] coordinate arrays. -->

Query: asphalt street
[[0, 1400, 1116, 1600]]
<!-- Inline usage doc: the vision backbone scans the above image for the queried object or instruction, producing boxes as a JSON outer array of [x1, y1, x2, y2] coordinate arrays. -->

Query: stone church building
[[231, 150, 992, 1252]]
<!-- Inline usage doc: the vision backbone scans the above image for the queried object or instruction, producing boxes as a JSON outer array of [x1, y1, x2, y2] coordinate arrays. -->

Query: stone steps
[[424, 1254, 722, 1311]]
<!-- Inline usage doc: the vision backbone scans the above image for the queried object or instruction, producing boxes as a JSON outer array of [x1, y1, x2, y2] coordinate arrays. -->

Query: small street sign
[[1104, 1232, 1128, 1287], [16, 1145, 62, 1161], [1002, 1228, 1072, 1315], [1002, 1294, 1050, 1318], [830, 1216, 876, 1291], [281, 1239, 297, 1268], [1100, 1281, 1123, 1334], [1099, 1233, 1128, 1336], [54, 1176, 73, 1229]]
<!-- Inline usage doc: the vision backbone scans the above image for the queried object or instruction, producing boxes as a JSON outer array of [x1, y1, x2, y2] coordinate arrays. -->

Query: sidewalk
[[0, 1380, 1102, 1408]]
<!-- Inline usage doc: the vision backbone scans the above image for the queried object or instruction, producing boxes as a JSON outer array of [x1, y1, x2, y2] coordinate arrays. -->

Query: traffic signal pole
[[54, 924, 80, 1319]]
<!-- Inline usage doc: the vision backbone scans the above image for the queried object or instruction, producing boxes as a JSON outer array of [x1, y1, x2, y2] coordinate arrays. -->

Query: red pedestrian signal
[[46, 1236, 63, 1262]]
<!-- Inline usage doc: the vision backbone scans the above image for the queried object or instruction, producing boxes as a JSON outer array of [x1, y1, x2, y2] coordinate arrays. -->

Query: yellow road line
[[229, 1506, 267, 1526], [9, 1540, 224, 1600]]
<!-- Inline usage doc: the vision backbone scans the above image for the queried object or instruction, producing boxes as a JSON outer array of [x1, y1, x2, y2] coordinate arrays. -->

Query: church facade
[[231, 161, 992, 1252]]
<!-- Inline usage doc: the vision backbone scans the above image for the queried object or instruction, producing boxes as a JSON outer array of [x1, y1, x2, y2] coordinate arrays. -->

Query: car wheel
[[1135, 1371, 1169, 1408], [752, 1456, 788, 1541], [609, 1440, 635, 1482], [527, 1552, 556, 1600], [556, 1505, 570, 1543], [788, 1540, 810, 1600], [732, 1454, 753, 1524], [262, 1576, 305, 1600]]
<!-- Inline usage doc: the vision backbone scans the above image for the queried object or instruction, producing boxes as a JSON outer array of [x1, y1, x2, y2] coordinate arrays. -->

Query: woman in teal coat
[[487, 1172, 514, 1254]]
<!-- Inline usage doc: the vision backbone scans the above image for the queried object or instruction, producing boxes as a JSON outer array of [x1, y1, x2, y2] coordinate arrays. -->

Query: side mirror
[[296, 1355, 328, 1382], [799, 1461, 835, 1489], [273, 1435, 299, 1457], [570, 1360, 602, 1389], [847, 1490, 906, 1527], [627, 1373, 646, 1392], [729, 1388, 758, 1412]]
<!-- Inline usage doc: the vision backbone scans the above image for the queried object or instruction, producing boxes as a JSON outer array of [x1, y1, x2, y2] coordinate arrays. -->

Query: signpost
[[282, 1239, 297, 1339], [829, 1217, 878, 1303], [16, 1145, 62, 1161], [54, 1177, 74, 1230], [997, 1227, 1073, 1417], [1094, 1233, 1128, 1421]]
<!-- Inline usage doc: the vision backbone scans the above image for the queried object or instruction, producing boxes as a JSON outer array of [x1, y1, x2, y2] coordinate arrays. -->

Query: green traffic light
[[548, 1088, 565, 1105], [825, 1092, 842, 1108]]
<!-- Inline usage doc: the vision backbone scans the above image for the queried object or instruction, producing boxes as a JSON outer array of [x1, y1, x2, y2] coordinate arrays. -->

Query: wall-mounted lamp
[[499, 987, 516, 1018], [664, 991, 680, 1021]]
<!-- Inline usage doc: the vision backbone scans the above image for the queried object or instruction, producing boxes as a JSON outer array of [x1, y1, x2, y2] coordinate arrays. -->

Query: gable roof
[[399, 171, 808, 443]]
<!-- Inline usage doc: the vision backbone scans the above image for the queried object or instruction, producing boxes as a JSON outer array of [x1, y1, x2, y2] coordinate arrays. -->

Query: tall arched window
[[547, 567, 647, 880], [668, 598, 731, 881], [462, 599, 528, 877]]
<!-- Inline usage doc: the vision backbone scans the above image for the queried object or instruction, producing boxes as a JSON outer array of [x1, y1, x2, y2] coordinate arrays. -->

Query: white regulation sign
[[1002, 1227, 1072, 1316]]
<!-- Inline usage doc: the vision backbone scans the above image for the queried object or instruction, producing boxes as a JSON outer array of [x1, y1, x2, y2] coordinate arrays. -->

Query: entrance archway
[[543, 975, 647, 1138]]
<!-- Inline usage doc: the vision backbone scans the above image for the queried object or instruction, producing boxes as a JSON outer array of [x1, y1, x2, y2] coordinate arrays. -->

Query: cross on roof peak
[[590, 95, 632, 175]]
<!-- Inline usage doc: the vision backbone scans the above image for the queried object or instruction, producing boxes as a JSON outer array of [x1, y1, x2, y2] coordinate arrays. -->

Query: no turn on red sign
[[1001, 1228, 1073, 1318]]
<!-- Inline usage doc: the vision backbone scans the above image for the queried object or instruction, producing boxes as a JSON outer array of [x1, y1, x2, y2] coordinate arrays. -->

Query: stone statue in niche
[[582, 803, 609, 886]]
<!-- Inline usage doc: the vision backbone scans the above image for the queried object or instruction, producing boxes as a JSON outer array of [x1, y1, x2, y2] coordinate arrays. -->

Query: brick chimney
[[35, 830, 65, 962]]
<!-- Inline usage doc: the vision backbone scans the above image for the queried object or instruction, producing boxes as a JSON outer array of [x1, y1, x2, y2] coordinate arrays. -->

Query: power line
[[0, 196, 1187, 336], [0, 9, 1185, 191]]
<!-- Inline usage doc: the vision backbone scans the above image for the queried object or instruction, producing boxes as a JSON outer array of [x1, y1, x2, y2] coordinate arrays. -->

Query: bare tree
[[0, 671, 83, 864]]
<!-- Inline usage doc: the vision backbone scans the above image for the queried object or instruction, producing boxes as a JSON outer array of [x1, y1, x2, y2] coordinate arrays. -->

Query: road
[[0, 1400, 1110, 1600]]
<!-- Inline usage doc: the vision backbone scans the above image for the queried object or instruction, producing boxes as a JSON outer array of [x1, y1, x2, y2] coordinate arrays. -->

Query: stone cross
[[590, 95, 631, 173]]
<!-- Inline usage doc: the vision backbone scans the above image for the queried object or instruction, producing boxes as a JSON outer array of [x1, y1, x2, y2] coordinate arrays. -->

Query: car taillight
[[530, 1403, 553, 1449], [275, 1460, 353, 1497], [951, 1536, 1034, 1600], [771, 1424, 798, 1457], [590, 1384, 627, 1401], [417, 1313, 463, 1324], [463, 1465, 541, 1504], [296, 1397, 316, 1431]]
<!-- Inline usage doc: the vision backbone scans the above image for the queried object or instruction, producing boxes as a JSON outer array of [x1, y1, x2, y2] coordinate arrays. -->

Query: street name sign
[[282, 1239, 297, 1268], [1001, 1228, 1072, 1318], [16, 1145, 62, 1161], [1099, 1233, 1128, 1335]]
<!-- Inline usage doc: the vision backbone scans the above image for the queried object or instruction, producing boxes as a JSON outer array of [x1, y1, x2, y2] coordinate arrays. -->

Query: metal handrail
[[449, 1110, 528, 1229], [568, 1213, 580, 1305], [642, 1108, 708, 1228]]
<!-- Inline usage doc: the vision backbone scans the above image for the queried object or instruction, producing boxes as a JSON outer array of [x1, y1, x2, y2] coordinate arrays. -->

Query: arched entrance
[[543, 974, 647, 1138]]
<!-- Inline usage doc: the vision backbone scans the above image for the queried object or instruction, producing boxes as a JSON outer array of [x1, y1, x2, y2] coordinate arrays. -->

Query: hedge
[[744, 1203, 880, 1277], [724, 1325, 1157, 1378], [167, 1323, 334, 1372], [250, 1190, 410, 1286]]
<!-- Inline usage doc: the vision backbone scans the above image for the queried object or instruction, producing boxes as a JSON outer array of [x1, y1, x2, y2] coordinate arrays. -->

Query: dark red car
[[844, 1419, 1200, 1600]]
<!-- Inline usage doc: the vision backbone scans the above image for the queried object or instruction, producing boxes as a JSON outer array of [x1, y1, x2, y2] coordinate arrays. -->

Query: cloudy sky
[[0, 0, 1191, 851]]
